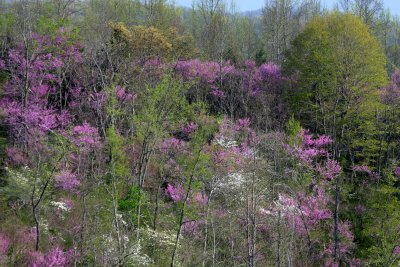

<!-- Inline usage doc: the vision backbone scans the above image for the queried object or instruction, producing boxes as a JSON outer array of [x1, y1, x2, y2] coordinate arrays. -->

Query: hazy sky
[[173, 0, 400, 15]]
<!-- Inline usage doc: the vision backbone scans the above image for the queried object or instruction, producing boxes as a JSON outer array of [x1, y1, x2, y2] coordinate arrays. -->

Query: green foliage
[[119, 186, 142, 212], [0, 167, 35, 207], [0, 124, 7, 163], [360, 183, 400, 265], [285, 12, 388, 164], [0, 12, 14, 39], [223, 46, 242, 65], [254, 48, 267, 66], [134, 75, 192, 143], [285, 114, 302, 146], [36, 16, 70, 35], [107, 127, 128, 177], [339, 165, 400, 266], [118, 185, 151, 226]]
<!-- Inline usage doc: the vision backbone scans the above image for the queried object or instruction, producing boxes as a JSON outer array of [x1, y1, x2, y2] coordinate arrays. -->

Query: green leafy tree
[[285, 12, 387, 165]]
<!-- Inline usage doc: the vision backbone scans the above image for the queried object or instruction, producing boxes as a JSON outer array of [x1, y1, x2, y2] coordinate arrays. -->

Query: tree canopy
[[285, 12, 387, 164]]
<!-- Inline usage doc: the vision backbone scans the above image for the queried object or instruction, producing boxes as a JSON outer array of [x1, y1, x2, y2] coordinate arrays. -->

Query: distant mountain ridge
[[240, 8, 263, 18], [179, 5, 263, 18]]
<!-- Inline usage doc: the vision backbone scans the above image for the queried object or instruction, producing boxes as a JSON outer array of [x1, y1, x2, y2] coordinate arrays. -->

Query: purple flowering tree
[[174, 59, 286, 130], [0, 29, 84, 258], [275, 128, 357, 266]]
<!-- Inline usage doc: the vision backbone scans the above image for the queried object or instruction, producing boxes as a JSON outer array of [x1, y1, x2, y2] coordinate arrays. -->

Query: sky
[[173, 0, 400, 15]]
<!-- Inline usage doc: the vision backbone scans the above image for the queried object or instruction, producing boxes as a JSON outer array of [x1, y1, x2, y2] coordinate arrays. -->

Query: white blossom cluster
[[50, 201, 71, 212], [103, 234, 116, 256], [116, 213, 128, 226], [4, 166, 30, 186], [217, 172, 246, 190], [39, 219, 50, 235], [126, 243, 153, 266], [102, 233, 154, 266], [259, 207, 274, 216], [273, 194, 297, 214], [143, 226, 175, 247], [3, 166, 34, 206], [259, 194, 298, 218], [215, 136, 237, 148]]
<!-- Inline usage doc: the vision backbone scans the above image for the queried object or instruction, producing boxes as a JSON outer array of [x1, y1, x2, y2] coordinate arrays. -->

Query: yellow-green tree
[[285, 12, 387, 165], [110, 22, 196, 62]]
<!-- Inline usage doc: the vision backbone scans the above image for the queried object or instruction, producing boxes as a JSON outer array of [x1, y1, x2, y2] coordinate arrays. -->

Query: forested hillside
[[0, 0, 400, 266]]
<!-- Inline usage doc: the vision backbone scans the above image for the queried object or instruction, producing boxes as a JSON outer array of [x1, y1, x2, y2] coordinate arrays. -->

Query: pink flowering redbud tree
[[0, 29, 84, 260]]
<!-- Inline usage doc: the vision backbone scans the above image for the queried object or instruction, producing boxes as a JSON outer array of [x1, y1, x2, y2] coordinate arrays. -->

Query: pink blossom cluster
[[180, 122, 198, 135], [352, 165, 370, 172], [0, 233, 10, 260], [259, 62, 281, 80], [61, 198, 74, 210], [352, 165, 380, 180], [303, 132, 332, 148], [182, 218, 205, 237], [381, 70, 400, 105], [283, 128, 359, 265], [174, 59, 284, 99], [165, 184, 186, 202], [159, 137, 184, 153], [115, 86, 136, 102], [300, 197, 332, 228], [1, 31, 82, 101], [317, 159, 341, 181], [323, 221, 355, 265], [395, 167, 400, 177], [212, 117, 256, 172], [88, 91, 107, 110], [30, 246, 76, 267], [210, 88, 225, 98], [0, 30, 83, 166], [241, 60, 283, 95], [5, 146, 29, 166], [213, 144, 251, 172], [193, 192, 209, 205], [278, 187, 332, 236], [234, 118, 251, 131], [286, 130, 332, 165], [2, 101, 64, 134], [70, 122, 101, 149], [355, 204, 367, 215], [164, 184, 208, 206], [175, 60, 222, 84], [54, 171, 81, 193]]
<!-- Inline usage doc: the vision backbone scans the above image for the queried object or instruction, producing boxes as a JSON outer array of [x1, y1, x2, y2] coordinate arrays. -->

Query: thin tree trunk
[[276, 210, 281, 267], [333, 176, 340, 263], [111, 175, 122, 258], [171, 148, 203, 267], [202, 192, 212, 267], [212, 216, 216, 267]]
